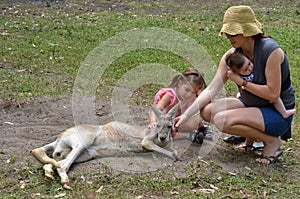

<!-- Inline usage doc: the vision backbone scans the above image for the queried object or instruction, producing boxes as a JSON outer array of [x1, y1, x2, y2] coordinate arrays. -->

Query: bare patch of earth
[[0, 96, 258, 181]]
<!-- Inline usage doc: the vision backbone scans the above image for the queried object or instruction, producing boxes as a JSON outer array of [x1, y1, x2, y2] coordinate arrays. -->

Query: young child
[[225, 51, 296, 119], [149, 68, 213, 143]]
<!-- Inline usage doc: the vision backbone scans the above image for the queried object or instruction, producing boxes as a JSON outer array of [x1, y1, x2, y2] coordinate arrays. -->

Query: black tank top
[[238, 38, 295, 109]]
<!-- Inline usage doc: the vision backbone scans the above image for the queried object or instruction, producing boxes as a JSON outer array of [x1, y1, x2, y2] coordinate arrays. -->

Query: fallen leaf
[[4, 122, 14, 125], [19, 180, 25, 189], [228, 172, 236, 176], [209, 184, 218, 190], [32, 193, 41, 197], [244, 166, 251, 171], [54, 193, 66, 198], [87, 181, 93, 185], [271, 189, 278, 193], [199, 188, 215, 193], [200, 159, 209, 165], [170, 191, 179, 195], [96, 185, 103, 193]]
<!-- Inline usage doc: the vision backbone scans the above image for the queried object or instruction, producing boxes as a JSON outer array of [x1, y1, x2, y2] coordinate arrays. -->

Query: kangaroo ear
[[151, 104, 163, 119], [167, 103, 179, 118]]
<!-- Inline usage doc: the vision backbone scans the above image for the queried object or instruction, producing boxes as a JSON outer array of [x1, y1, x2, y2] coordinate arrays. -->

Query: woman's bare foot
[[256, 138, 282, 164]]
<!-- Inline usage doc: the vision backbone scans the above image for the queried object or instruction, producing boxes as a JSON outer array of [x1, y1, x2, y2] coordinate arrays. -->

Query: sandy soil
[[0, 96, 256, 181]]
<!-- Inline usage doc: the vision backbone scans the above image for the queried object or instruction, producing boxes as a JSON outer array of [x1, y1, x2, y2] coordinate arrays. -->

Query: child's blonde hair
[[169, 68, 206, 91]]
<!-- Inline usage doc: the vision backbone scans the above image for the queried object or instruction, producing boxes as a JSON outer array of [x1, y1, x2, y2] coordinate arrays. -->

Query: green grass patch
[[0, 1, 299, 198]]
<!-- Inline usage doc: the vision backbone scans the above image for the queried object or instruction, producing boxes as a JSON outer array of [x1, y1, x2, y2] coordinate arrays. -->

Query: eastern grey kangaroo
[[31, 105, 179, 190]]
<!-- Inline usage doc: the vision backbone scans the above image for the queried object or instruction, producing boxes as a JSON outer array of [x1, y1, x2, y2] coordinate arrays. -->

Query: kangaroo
[[31, 104, 179, 190]]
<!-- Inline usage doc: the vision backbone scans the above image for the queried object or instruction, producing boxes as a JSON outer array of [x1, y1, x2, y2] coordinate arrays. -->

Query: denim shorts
[[259, 106, 293, 136], [238, 97, 293, 136]]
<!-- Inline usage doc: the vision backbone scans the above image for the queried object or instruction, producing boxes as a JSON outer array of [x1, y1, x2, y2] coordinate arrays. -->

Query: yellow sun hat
[[219, 5, 263, 37]]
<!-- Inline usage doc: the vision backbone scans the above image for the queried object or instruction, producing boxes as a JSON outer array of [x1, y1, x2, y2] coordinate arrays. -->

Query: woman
[[174, 5, 295, 164]]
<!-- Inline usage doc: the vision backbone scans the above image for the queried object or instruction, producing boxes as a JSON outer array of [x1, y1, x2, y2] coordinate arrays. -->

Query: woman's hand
[[227, 67, 242, 86], [173, 114, 188, 130]]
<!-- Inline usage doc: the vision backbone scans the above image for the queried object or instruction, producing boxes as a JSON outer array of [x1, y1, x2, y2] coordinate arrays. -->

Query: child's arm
[[149, 93, 172, 128]]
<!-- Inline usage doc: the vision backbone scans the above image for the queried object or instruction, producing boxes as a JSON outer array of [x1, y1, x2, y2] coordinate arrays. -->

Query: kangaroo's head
[[151, 104, 179, 145]]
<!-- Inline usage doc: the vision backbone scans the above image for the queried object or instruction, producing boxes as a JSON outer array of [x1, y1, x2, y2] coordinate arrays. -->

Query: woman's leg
[[214, 107, 282, 164], [201, 97, 245, 122]]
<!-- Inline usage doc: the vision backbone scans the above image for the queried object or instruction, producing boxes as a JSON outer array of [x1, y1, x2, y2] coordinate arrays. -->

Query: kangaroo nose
[[160, 136, 166, 141]]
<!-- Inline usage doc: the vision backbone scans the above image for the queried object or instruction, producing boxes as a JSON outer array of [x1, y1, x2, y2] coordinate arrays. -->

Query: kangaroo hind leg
[[31, 141, 61, 168]]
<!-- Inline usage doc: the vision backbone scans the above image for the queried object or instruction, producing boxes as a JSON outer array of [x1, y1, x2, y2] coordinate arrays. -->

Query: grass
[[1, 0, 299, 198]]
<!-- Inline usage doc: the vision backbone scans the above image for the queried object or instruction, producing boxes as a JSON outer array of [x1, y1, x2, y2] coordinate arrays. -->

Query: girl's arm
[[149, 93, 172, 127]]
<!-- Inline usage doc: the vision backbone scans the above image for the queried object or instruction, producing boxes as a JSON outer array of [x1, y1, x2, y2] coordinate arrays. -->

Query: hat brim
[[219, 22, 263, 37]]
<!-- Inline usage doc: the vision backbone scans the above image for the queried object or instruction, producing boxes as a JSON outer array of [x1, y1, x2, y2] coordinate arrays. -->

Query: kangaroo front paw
[[172, 150, 179, 160]]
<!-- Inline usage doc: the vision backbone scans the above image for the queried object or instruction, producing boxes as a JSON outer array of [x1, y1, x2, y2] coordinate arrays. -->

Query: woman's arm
[[174, 49, 233, 127], [242, 48, 283, 102]]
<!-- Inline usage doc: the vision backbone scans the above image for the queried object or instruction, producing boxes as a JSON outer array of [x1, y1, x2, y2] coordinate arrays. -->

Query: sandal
[[189, 131, 204, 144], [235, 143, 264, 153], [252, 142, 264, 156], [198, 125, 213, 141], [234, 144, 255, 152], [223, 136, 246, 144], [194, 132, 204, 144], [253, 142, 264, 150], [256, 149, 283, 165]]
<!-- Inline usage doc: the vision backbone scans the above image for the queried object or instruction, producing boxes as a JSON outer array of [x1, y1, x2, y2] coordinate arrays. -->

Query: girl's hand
[[227, 67, 242, 85], [148, 122, 156, 129], [149, 111, 157, 128]]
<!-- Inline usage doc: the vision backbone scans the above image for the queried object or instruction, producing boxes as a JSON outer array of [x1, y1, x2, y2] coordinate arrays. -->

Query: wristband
[[241, 80, 248, 90]]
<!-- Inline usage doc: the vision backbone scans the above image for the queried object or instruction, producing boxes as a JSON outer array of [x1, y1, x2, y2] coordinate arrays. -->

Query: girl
[[149, 68, 212, 143]]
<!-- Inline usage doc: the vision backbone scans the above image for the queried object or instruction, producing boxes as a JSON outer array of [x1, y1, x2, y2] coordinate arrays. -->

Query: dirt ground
[[0, 95, 255, 179]]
